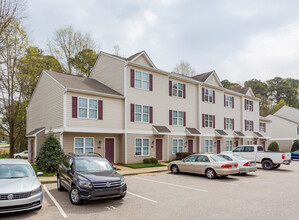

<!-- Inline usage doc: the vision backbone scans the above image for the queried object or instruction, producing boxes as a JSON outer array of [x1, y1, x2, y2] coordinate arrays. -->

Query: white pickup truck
[[231, 145, 291, 170]]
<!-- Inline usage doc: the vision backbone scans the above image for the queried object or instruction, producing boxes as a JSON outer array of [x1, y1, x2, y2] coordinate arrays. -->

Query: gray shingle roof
[[153, 126, 171, 133], [109, 51, 144, 62], [27, 127, 45, 136], [192, 71, 214, 82], [254, 132, 263, 138], [215, 129, 228, 136], [45, 70, 122, 96], [186, 127, 201, 135], [234, 131, 245, 137], [234, 88, 249, 95]]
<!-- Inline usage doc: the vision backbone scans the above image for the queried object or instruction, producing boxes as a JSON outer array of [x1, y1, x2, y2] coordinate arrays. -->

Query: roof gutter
[[66, 88, 125, 99]]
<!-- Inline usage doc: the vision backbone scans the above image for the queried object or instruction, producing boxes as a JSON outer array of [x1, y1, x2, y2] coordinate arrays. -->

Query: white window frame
[[135, 70, 149, 90], [135, 104, 149, 123], [225, 140, 233, 151], [78, 97, 98, 119], [172, 139, 183, 154], [245, 100, 253, 111], [246, 120, 253, 131], [204, 139, 213, 153], [172, 81, 183, 98], [225, 95, 233, 108], [259, 122, 266, 133], [204, 88, 213, 103], [247, 140, 253, 145], [74, 137, 94, 153], [172, 110, 184, 126], [204, 114, 214, 128], [135, 138, 150, 156], [225, 118, 233, 130]]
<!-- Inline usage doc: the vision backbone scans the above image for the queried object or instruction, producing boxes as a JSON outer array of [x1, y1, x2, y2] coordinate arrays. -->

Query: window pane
[[173, 118, 177, 125], [178, 90, 183, 97], [173, 139, 177, 146], [143, 73, 149, 81], [143, 114, 149, 122], [143, 147, 149, 155], [85, 138, 93, 147], [135, 147, 141, 155], [89, 109, 97, 119], [89, 99, 97, 109], [173, 111, 177, 117], [143, 106, 149, 114], [178, 111, 183, 118], [136, 71, 142, 79], [136, 113, 142, 122], [75, 148, 83, 153], [143, 81, 149, 90], [135, 105, 142, 113], [79, 98, 87, 107], [136, 139, 142, 147], [135, 80, 141, 88], [79, 108, 87, 118], [178, 83, 183, 90], [75, 138, 84, 147]]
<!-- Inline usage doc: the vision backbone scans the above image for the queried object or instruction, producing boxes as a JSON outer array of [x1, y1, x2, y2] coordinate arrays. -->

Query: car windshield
[[75, 158, 113, 172], [210, 155, 228, 162], [232, 155, 247, 161], [0, 164, 35, 179]]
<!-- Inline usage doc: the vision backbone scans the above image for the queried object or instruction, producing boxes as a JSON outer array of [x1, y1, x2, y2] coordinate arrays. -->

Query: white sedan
[[14, 150, 28, 159], [218, 154, 257, 174]]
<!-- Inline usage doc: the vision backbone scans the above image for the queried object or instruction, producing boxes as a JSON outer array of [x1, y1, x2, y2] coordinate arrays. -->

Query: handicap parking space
[[3, 161, 299, 219]]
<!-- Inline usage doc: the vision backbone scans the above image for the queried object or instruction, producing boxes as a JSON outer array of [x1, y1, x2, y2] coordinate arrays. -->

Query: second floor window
[[204, 88, 214, 103], [204, 114, 214, 128], [78, 98, 98, 119], [225, 95, 233, 108], [259, 122, 266, 132], [245, 120, 254, 131], [172, 110, 184, 126], [135, 105, 149, 123], [135, 70, 149, 90], [225, 118, 234, 130], [172, 82, 183, 97], [245, 99, 253, 111]]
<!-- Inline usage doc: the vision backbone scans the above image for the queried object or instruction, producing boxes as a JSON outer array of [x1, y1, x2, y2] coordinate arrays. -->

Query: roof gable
[[130, 51, 156, 68], [192, 71, 223, 88], [274, 105, 299, 124]]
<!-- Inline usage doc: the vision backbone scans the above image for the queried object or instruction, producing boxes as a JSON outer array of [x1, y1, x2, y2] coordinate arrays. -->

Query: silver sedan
[[218, 154, 257, 174], [0, 159, 43, 214], [168, 154, 239, 179]]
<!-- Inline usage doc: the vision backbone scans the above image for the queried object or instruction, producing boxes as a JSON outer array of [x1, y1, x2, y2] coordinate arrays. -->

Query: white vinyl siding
[[172, 139, 183, 154], [78, 97, 98, 119], [135, 70, 149, 90], [74, 137, 94, 153], [205, 140, 213, 153], [135, 138, 149, 156]]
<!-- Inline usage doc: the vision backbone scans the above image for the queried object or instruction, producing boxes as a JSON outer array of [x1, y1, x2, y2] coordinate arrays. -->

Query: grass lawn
[[32, 164, 57, 177], [0, 153, 9, 158], [122, 163, 166, 169]]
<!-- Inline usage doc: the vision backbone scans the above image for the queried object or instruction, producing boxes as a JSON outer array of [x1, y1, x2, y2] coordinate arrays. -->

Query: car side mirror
[[113, 165, 117, 170], [36, 172, 43, 176], [66, 168, 72, 173]]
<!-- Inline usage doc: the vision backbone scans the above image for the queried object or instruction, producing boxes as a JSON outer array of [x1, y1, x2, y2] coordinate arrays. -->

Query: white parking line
[[127, 191, 158, 203], [225, 183, 238, 186], [134, 177, 208, 193], [43, 185, 68, 218]]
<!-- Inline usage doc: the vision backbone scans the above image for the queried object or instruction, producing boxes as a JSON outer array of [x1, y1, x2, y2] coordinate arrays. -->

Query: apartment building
[[27, 51, 265, 164]]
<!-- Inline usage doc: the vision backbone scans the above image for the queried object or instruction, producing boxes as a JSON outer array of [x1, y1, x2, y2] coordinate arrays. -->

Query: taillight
[[221, 164, 232, 168], [235, 163, 238, 168], [243, 162, 249, 166], [282, 154, 285, 159]]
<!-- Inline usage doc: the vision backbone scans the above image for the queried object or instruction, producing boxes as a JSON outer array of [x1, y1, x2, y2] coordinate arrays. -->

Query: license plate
[[250, 162, 255, 166]]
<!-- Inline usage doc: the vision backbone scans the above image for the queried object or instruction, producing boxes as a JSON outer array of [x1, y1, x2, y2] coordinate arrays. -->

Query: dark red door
[[235, 140, 239, 148], [156, 139, 163, 160], [262, 141, 265, 151], [105, 138, 114, 163], [216, 140, 221, 154], [254, 140, 257, 145], [188, 140, 193, 153], [30, 139, 34, 164]]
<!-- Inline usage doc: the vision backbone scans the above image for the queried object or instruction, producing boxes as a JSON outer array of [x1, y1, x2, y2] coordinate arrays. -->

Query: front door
[[235, 140, 239, 148], [254, 140, 257, 145], [188, 140, 193, 153], [216, 140, 221, 153], [105, 138, 115, 163], [156, 139, 163, 160], [262, 141, 266, 151], [30, 139, 34, 164]]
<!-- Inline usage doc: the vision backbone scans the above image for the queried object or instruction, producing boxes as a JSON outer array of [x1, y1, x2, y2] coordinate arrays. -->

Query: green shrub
[[291, 142, 299, 152], [176, 152, 194, 160], [268, 141, 280, 152], [35, 132, 64, 173], [0, 153, 9, 159], [143, 158, 158, 164]]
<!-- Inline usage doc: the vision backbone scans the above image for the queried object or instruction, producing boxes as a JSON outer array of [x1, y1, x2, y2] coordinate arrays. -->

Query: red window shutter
[[130, 104, 135, 122], [264, 123, 266, 132], [169, 110, 172, 125], [232, 119, 234, 130], [169, 81, 172, 96], [130, 69, 135, 87], [245, 120, 247, 131], [149, 106, 153, 123], [224, 95, 226, 107], [202, 114, 205, 128], [213, 91, 215, 103], [202, 88, 205, 101], [72, 96, 77, 118], [232, 97, 234, 108], [149, 74, 153, 91], [183, 84, 186, 99], [252, 101, 253, 111], [98, 100, 103, 120], [183, 112, 186, 126], [252, 121, 254, 131], [245, 99, 247, 110], [213, 115, 215, 128], [224, 118, 226, 129]]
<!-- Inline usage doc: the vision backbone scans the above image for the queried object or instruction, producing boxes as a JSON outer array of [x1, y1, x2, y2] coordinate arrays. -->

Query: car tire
[[70, 186, 82, 205], [262, 159, 274, 170], [205, 168, 216, 179], [57, 176, 65, 191], [273, 164, 281, 169], [171, 165, 180, 174]]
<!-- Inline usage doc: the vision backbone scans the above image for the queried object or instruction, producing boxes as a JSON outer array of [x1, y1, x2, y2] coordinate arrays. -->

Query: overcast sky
[[26, 0, 299, 83]]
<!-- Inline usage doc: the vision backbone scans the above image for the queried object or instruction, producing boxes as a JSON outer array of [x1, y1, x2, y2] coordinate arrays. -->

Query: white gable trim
[[205, 71, 223, 88], [131, 51, 156, 69], [246, 88, 255, 97]]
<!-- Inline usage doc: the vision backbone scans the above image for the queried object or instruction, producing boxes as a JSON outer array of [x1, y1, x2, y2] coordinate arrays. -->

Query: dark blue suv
[[57, 153, 127, 205]]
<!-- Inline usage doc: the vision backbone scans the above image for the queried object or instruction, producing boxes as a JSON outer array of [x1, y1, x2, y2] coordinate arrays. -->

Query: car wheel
[[171, 165, 180, 174], [262, 159, 274, 170], [57, 176, 65, 191], [70, 186, 82, 205], [16, 155, 21, 159], [273, 164, 281, 169], [205, 168, 216, 179]]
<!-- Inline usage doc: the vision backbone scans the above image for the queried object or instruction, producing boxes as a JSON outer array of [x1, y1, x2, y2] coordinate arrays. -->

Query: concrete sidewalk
[[39, 164, 169, 184]]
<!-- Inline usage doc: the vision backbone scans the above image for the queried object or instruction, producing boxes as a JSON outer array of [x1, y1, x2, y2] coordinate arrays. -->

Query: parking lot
[[2, 161, 299, 220]]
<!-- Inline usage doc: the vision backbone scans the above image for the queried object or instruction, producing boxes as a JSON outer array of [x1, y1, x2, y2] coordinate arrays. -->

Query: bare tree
[[48, 25, 99, 74], [173, 60, 196, 77], [113, 44, 120, 56]]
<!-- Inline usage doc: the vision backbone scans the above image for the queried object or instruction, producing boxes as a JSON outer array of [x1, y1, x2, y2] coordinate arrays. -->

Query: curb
[[39, 169, 169, 184]]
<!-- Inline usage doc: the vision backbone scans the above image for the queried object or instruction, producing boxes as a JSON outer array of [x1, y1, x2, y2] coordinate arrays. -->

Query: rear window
[[233, 146, 244, 152], [244, 146, 254, 152], [210, 155, 228, 162], [219, 155, 233, 161], [257, 146, 264, 152], [232, 155, 247, 161]]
